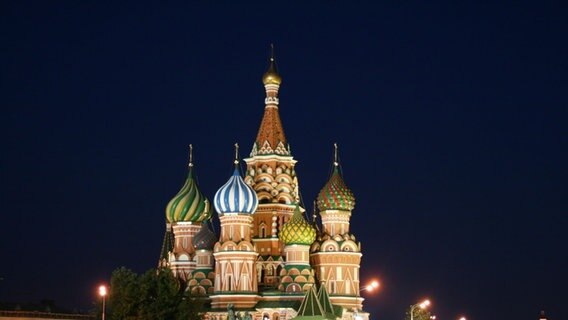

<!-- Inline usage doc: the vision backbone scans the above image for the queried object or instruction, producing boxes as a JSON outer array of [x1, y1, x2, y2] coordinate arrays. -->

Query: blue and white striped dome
[[214, 166, 258, 215]]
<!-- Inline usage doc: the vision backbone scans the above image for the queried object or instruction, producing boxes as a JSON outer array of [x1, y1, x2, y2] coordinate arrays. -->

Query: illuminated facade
[[159, 52, 370, 320]]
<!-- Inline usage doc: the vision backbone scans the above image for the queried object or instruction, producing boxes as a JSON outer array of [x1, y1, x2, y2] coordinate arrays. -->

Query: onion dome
[[192, 220, 217, 251], [280, 205, 316, 245], [262, 44, 282, 86], [165, 146, 211, 223], [317, 144, 356, 211], [214, 144, 259, 215]]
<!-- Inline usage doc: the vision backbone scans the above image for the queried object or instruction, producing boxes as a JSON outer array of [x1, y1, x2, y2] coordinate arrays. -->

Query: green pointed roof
[[280, 205, 316, 245], [159, 225, 174, 263], [317, 284, 336, 318], [296, 285, 325, 318], [317, 165, 355, 212], [165, 165, 211, 223]]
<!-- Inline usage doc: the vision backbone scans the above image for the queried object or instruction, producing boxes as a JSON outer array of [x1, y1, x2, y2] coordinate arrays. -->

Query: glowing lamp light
[[419, 300, 430, 309], [458, 317, 466, 320], [361, 280, 380, 292], [411, 299, 431, 320], [98, 285, 107, 297]]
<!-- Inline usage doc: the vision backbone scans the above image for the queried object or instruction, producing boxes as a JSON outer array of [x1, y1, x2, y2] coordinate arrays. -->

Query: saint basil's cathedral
[[158, 51, 370, 320]]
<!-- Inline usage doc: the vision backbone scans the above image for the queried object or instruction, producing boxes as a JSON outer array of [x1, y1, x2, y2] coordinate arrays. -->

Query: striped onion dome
[[214, 165, 258, 215], [280, 205, 316, 245], [317, 165, 356, 211], [165, 166, 211, 223], [192, 220, 217, 250]]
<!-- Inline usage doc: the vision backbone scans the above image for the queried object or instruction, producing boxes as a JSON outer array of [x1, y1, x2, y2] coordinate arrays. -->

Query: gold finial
[[333, 143, 339, 167], [234, 143, 239, 164], [188, 144, 193, 167], [262, 44, 282, 85]]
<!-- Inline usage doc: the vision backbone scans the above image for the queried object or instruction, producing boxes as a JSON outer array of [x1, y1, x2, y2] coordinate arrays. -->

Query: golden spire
[[234, 143, 239, 165], [262, 44, 282, 85], [333, 143, 339, 167], [188, 144, 193, 167]]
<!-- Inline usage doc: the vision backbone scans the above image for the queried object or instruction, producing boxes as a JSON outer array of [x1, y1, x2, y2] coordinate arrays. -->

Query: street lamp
[[98, 285, 107, 320], [458, 317, 466, 320], [360, 280, 380, 292], [410, 299, 431, 320]]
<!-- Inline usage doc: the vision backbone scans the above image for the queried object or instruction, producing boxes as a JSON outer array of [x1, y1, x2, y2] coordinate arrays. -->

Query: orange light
[[98, 285, 107, 297], [371, 280, 380, 288], [419, 300, 431, 309]]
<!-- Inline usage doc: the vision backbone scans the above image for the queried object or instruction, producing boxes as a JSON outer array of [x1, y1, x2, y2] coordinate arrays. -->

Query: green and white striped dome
[[166, 166, 211, 223]]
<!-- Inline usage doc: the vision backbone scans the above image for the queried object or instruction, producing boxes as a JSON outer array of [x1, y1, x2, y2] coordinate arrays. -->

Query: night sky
[[1, 2, 567, 320]]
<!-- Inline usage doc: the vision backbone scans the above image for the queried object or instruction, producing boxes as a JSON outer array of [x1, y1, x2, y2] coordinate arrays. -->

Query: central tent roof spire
[[251, 45, 290, 156]]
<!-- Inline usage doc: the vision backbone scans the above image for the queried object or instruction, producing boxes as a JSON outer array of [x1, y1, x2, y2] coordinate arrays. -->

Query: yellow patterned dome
[[280, 205, 316, 245]]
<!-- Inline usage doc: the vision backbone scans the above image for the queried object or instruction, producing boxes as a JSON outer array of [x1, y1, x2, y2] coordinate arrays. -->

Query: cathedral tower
[[244, 47, 299, 287], [278, 205, 317, 293], [211, 145, 260, 309], [187, 220, 216, 296], [163, 145, 211, 280], [310, 144, 364, 313]]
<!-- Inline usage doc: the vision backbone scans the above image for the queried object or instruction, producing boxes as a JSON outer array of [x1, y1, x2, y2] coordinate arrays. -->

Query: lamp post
[[410, 299, 430, 320], [98, 285, 107, 320]]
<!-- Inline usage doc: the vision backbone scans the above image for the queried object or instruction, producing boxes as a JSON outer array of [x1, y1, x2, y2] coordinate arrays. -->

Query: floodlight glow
[[98, 285, 107, 297]]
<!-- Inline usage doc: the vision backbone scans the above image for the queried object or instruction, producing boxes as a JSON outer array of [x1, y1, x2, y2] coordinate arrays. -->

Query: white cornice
[[244, 155, 296, 164]]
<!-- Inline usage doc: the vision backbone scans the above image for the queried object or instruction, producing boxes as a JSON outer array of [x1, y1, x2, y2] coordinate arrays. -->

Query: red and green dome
[[317, 166, 355, 211], [280, 205, 316, 245], [165, 167, 211, 223]]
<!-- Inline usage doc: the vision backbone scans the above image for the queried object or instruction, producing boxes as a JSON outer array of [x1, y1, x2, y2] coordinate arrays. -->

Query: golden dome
[[262, 58, 282, 85], [280, 205, 316, 246]]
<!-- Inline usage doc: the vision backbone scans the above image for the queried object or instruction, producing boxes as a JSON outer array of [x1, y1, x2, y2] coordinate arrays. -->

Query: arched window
[[286, 283, 301, 293]]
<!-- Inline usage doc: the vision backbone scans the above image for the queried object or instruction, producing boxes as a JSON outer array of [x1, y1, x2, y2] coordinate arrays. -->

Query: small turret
[[317, 143, 355, 212]]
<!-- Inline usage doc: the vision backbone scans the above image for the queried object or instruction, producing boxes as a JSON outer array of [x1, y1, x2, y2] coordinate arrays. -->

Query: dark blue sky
[[1, 2, 567, 320]]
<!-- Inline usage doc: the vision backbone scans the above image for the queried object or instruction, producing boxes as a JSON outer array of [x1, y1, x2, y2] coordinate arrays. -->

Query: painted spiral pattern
[[165, 168, 211, 223]]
